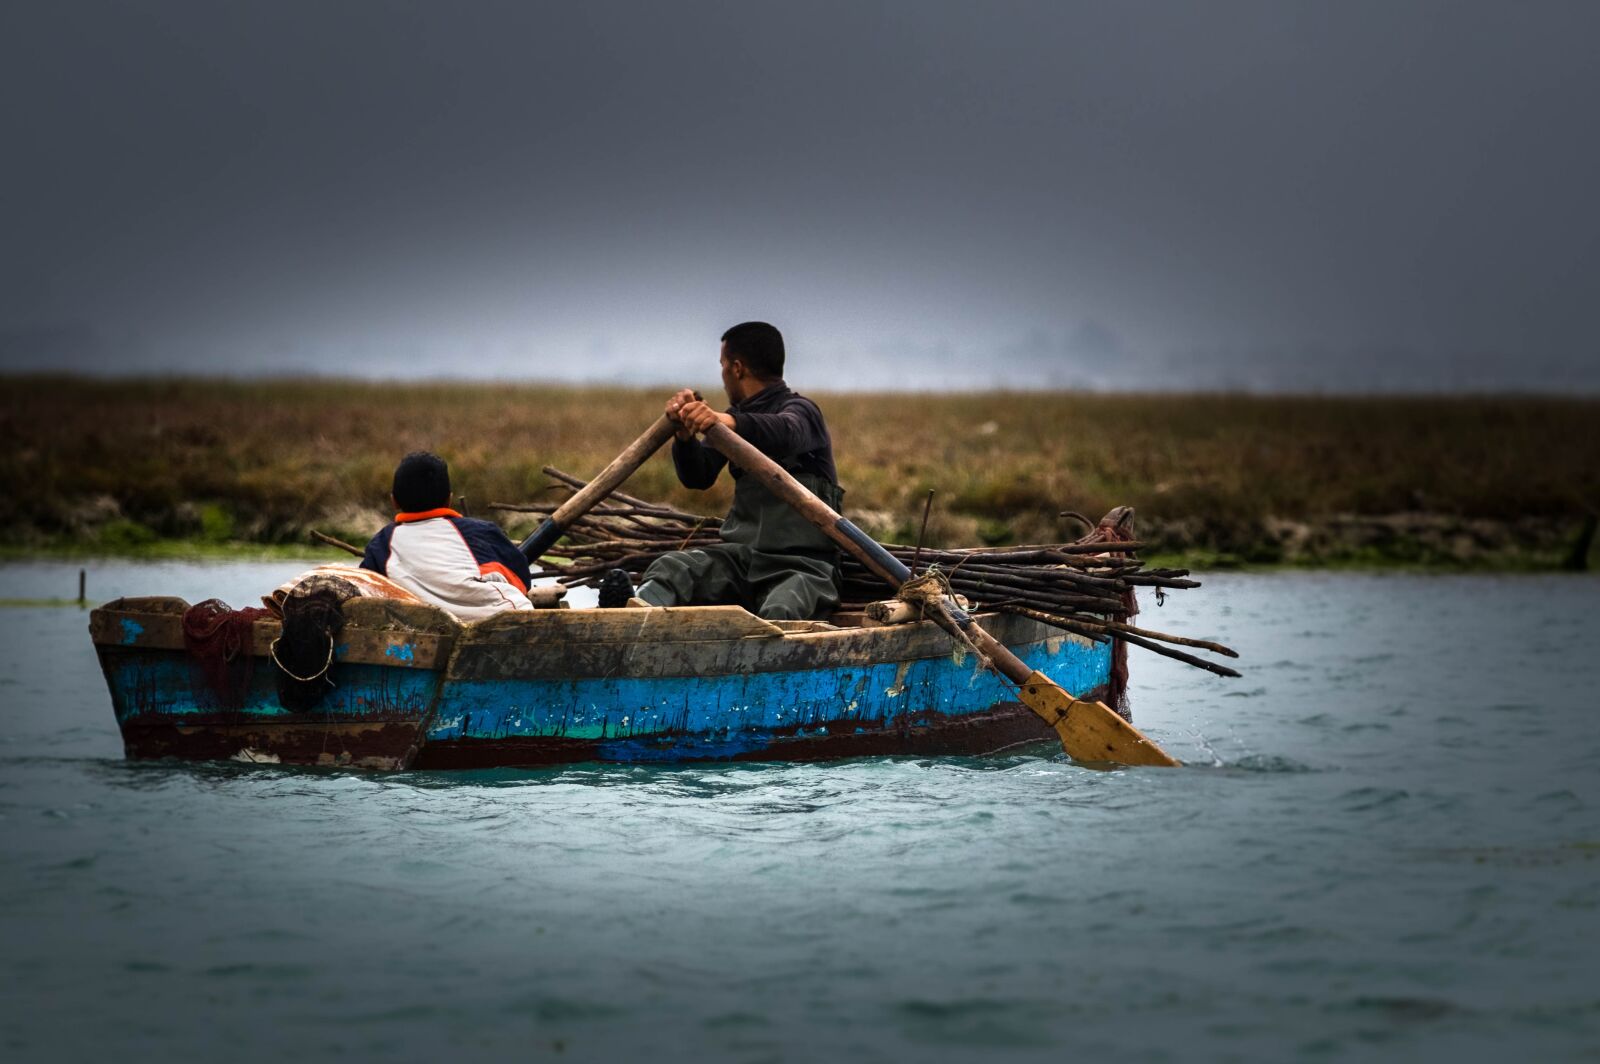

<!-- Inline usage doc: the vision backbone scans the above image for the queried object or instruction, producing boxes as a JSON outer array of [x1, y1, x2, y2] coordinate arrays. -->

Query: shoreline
[[2, 521, 1592, 574], [8, 380, 1596, 575]]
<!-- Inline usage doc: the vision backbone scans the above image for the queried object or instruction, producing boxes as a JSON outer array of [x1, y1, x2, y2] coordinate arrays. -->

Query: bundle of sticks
[[490, 467, 1239, 677]]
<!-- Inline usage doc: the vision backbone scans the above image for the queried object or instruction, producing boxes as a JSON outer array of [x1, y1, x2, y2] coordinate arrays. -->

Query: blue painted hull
[[418, 632, 1110, 765], [91, 598, 1116, 769]]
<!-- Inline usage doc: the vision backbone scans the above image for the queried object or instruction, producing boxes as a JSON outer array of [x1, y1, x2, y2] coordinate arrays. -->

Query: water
[[2, 561, 1597, 1062]]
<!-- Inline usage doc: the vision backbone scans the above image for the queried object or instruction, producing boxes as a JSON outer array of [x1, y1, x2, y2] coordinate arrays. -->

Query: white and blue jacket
[[360, 508, 534, 622]]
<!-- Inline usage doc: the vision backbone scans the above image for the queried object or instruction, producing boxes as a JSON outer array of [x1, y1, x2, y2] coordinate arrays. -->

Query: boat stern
[[90, 596, 459, 769]]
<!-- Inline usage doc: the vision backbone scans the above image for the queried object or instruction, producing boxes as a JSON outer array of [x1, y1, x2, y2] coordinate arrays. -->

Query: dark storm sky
[[3, 0, 1597, 390]]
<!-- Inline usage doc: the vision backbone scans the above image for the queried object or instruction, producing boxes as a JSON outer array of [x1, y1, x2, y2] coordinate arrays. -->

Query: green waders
[[636, 470, 843, 621]]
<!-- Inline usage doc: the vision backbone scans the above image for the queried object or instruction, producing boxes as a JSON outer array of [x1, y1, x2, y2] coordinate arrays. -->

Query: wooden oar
[[518, 414, 680, 561], [698, 422, 1181, 767]]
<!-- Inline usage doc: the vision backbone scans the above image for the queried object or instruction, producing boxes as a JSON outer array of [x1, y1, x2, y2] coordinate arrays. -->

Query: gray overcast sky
[[2, 0, 1597, 390]]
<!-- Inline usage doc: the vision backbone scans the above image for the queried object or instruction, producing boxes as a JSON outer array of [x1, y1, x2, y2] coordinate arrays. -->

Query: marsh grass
[[6, 376, 1597, 557]]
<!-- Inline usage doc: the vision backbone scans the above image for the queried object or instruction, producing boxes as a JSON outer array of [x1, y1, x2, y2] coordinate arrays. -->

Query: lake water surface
[[1, 561, 1597, 1062]]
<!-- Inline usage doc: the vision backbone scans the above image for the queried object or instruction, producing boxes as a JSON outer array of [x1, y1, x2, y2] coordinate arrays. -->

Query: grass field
[[6, 376, 1598, 566]]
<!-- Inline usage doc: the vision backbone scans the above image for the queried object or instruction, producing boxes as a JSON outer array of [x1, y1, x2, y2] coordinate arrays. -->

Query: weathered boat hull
[[92, 597, 456, 769], [90, 598, 1115, 770]]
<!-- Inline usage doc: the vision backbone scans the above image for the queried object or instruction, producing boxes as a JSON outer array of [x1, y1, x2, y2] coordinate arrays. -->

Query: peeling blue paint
[[105, 656, 441, 722], [427, 634, 1111, 762], [97, 619, 1111, 766]]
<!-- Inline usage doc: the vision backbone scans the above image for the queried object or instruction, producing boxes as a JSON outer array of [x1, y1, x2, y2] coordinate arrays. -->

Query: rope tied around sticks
[[895, 566, 991, 671], [895, 567, 951, 612]]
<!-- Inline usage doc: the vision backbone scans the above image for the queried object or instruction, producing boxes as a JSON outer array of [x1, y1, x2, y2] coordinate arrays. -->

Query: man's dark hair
[[392, 451, 452, 512], [721, 321, 785, 380]]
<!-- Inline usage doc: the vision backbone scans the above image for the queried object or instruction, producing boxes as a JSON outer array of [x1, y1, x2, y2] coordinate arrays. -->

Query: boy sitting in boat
[[360, 451, 536, 622], [600, 322, 844, 621]]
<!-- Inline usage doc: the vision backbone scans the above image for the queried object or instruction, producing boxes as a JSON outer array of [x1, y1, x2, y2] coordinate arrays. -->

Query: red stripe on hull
[[119, 720, 426, 770]]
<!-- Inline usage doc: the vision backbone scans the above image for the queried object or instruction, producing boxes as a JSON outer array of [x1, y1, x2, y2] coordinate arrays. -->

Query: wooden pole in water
[[697, 423, 1180, 767], [78, 569, 86, 607]]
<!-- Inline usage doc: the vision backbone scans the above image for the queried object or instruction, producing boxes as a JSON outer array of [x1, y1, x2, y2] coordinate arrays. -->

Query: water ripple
[[2, 566, 1598, 1061]]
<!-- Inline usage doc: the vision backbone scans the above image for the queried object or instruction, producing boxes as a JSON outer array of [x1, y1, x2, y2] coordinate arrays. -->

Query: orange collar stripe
[[394, 508, 462, 523]]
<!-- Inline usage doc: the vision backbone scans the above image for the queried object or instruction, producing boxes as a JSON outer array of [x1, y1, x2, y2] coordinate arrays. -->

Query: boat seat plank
[[466, 605, 785, 644], [341, 597, 461, 635]]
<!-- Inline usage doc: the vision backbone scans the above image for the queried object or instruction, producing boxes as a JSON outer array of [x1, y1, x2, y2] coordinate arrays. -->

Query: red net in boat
[[181, 599, 272, 710]]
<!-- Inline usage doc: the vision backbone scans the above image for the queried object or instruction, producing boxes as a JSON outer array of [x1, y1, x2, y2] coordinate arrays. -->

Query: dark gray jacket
[[672, 381, 843, 558]]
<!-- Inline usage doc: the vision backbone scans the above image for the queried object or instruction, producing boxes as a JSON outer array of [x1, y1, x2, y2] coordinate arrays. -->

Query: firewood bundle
[[491, 467, 1239, 677]]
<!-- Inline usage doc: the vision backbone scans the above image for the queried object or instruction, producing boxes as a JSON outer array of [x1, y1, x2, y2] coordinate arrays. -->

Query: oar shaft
[[697, 422, 1179, 767], [698, 425, 1041, 687], [519, 415, 678, 560]]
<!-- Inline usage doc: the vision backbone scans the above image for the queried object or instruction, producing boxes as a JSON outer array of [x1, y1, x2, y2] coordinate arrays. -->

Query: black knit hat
[[392, 451, 451, 512]]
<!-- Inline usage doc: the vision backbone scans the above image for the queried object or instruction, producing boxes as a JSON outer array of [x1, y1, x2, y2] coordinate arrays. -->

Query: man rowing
[[599, 322, 844, 621]]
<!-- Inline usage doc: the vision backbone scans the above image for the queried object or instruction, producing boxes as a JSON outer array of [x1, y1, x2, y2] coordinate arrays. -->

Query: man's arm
[[666, 389, 728, 489], [681, 394, 827, 462], [672, 436, 728, 490], [484, 534, 534, 593], [454, 518, 533, 592], [359, 526, 395, 574], [729, 401, 827, 461]]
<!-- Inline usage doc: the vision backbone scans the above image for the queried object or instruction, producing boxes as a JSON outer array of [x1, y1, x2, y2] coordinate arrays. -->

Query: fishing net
[[273, 575, 359, 713], [181, 566, 425, 715], [182, 599, 273, 710], [266, 565, 424, 711]]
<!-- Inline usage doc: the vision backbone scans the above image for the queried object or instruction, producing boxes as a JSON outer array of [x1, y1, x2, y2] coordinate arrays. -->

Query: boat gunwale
[[90, 597, 1099, 676]]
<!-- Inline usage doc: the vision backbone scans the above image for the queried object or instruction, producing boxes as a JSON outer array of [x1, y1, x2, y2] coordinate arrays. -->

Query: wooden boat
[[89, 592, 1119, 770]]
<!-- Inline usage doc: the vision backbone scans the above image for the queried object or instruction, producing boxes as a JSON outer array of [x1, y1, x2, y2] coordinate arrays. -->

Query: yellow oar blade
[[1019, 671, 1181, 767]]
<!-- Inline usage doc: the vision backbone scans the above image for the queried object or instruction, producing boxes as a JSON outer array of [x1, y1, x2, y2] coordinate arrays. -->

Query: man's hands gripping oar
[[695, 421, 1181, 768]]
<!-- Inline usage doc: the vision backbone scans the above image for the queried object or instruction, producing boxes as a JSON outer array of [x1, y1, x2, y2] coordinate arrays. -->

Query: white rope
[[268, 633, 334, 683]]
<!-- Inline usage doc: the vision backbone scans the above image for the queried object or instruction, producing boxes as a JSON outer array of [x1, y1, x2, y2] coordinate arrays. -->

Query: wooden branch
[[1001, 606, 1241, 678], [311, 530, 364, 557]]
